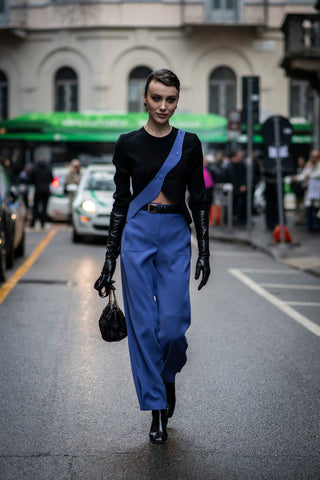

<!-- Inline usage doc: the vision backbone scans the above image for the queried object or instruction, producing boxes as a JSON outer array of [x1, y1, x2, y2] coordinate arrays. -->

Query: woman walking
[[94, 69, 211, 444]]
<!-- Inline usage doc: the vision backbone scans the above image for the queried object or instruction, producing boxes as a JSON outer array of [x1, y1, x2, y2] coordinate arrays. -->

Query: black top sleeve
[[186, 134, 207, 212], [112, 135, 132, 214]]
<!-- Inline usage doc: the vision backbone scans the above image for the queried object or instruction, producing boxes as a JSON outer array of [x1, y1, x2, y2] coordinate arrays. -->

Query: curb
[[210, 231, 279, 262], [210, 231, 320, 279]]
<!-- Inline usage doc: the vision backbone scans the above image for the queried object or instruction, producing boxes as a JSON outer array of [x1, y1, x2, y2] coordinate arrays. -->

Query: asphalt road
[[0, 225, 319, 480]]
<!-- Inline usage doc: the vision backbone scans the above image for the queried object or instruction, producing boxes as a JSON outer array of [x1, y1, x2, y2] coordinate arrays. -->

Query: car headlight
[[81, 200, 96, 213]]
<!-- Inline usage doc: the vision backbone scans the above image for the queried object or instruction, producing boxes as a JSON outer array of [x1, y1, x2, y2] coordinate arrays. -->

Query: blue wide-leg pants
[[120, 210, 191, 411]]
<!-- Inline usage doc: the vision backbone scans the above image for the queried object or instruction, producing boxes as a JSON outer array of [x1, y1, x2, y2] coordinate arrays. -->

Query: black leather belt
[[141, 203, 182, 214]]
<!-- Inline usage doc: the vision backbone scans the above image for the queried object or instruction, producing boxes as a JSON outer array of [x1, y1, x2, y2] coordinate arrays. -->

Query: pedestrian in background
[[94, 68, 211, 444], [208, 150, 229, 184], [64, 159, 82, 223], [226, 149, 247, 226], [294, 150, 320, 232], [203, 155, 214, 211], [29, 157, 53, 229], [290, 156, 307, 225], [19, 163, 33, 211]]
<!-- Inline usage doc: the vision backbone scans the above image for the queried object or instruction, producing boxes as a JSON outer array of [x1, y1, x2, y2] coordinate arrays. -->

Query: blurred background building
[[0, 0, 318, 122]]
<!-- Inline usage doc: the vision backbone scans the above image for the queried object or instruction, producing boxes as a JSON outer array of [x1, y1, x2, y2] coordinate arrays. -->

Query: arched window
[[209, 66, 236, 118], [55, 66, 78, 112], [290, 79, 314, 121], [0, 70, 8, 120], [128, 66, 152, 112]]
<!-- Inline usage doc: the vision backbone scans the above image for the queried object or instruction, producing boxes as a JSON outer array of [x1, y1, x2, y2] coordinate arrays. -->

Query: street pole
[[314, 93, 320, 150], [273, 116, 285, 246], [246, 78, 253, 233]]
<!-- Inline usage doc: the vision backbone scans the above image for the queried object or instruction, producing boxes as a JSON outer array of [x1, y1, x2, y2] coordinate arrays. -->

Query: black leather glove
[[192, 208, 211, 290], [94, 210, 127, 298]]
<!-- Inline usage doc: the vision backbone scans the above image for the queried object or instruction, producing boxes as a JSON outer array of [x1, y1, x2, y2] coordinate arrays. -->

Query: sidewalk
[[209, 212, 320, 278]]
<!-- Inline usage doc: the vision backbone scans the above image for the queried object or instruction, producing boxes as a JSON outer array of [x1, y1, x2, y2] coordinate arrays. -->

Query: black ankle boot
[[149, 409, 168, 444], [164, 381, 176, 418]]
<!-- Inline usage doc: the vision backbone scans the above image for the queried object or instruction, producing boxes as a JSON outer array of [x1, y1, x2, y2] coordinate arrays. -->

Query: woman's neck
[[144, 121, 172, 138]]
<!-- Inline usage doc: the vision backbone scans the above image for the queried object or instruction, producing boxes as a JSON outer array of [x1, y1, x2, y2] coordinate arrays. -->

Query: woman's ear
[[143, 93, 148, 110], [143, 94, 148, 111]]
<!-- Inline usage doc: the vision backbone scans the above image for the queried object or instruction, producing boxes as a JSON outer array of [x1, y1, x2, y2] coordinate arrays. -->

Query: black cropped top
[[112, 126, 207, 224]]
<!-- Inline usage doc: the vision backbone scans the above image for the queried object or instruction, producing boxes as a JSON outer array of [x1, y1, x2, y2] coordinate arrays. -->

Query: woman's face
[[144, 80, 179, 126]]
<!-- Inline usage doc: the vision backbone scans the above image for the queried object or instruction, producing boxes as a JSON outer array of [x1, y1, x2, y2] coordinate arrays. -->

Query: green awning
[[0, 112, 313, 144], [237, 134, 313, 144], [0, 131, 127, 143], [0, 111, 228, 143], [238, 120, 314, 144]]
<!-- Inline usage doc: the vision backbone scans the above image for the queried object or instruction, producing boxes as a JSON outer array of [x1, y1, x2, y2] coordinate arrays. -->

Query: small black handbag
[[98, 289, 127, 342]]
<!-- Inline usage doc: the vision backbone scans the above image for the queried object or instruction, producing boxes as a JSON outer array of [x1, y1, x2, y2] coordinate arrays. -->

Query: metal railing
[[0, 0, 27, 27], [183, 0, 269, 27], [283, 13, 320, 54], [212, 183, 233, 232]]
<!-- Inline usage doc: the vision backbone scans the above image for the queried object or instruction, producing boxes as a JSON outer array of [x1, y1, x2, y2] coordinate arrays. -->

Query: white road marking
[[260, 284, 320, 290], [229, 268, 320, 337], [213, 251, 264, 257], [285, 301, 320, 307], [240, 268, 297, 274]]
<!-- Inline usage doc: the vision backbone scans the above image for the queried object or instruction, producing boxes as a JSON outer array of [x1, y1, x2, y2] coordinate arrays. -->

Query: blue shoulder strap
[[126, 129, 185, 221]]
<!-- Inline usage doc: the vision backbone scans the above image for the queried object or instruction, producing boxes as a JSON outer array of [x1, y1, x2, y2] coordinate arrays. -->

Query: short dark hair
[[144, 69, 180, 96]]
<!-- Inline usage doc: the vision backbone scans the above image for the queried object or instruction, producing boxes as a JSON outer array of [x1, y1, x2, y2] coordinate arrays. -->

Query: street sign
[[261, 115, 293, 147], [227, 109, 241, 139]]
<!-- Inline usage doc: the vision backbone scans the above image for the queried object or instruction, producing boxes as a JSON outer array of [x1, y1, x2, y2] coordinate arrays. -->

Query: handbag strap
[[109, 289, 119, 308]]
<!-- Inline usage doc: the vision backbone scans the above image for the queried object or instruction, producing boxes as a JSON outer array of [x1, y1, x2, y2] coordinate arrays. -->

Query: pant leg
[[40, 193, 50, 226], [120, 211, 167, 411], [155, 214, 191, 383], [31, 191, 40, 226]]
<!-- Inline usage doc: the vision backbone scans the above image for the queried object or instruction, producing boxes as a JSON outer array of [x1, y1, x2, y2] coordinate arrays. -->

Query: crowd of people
[[204, 148, 262, 228], [290, 150, 320, 232], [203, 148, 320, 233]]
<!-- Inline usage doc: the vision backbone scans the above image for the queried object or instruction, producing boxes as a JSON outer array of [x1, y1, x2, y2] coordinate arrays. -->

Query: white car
[[72, 165, 115, 242], [47, 165, 70, 221]]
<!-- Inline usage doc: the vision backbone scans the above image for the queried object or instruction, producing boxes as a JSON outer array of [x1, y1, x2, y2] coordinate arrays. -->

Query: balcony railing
[[282, 13, 320, 54], [281, 13, 320, 93], [184, 0, 268, 26], [0, 0, 27, 27]]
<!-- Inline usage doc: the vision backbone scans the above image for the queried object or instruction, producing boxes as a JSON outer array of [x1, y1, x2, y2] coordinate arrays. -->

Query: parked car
[[0, 211, 6, 282], [0, 164, 27, 272], [72, 165, 115, 242]]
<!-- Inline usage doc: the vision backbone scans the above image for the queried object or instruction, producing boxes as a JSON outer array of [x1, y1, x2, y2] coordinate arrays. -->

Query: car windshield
[[84, 171, 115, 191]]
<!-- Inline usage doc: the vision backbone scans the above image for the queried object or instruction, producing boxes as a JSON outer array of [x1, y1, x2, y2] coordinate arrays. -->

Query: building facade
[[0, 0, 317, 123]]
